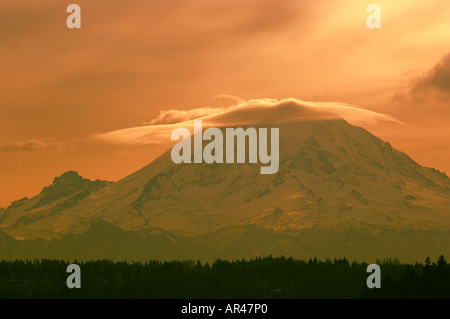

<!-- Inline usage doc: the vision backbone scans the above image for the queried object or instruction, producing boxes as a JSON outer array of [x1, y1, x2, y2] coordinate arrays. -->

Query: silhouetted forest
[[0, 256, 448, 298]]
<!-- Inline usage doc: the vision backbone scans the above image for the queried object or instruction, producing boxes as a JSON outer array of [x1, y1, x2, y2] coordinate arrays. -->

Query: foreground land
[[0, 256, 449, 298]]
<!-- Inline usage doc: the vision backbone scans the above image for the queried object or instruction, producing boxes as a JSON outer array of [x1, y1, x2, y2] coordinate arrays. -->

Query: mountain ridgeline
[[1, 119, 449, 262]]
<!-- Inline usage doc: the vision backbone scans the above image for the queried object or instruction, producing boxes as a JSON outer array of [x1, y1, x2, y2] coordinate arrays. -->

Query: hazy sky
[[1, 0, 450, 207]]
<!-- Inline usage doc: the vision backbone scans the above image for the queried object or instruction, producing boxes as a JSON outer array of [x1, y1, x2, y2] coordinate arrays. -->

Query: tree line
[[0, 255, 448, 298]]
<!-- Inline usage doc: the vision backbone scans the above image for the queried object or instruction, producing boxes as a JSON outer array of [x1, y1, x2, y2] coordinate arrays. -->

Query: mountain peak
[[49, 170, 84, 187], [32, 171, 111, 209], [2, 120, 450, 263], [55, 170, 82, 180]]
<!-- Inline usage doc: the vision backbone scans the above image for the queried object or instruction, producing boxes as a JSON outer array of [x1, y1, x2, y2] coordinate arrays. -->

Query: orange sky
[[1, 0, 450, 207]]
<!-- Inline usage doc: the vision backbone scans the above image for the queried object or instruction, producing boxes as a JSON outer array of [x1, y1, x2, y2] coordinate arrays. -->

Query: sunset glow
[[1, 0, 449, 207]]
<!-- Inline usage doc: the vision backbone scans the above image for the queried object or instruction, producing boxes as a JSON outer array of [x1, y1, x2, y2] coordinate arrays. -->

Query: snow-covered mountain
[[1, 117, 449, 262]]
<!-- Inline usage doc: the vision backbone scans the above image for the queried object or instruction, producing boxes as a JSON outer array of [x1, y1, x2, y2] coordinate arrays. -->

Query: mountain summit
[[0, 119, 449, 262], [0, 172, 111, 238], [34, 170, 110, 208]]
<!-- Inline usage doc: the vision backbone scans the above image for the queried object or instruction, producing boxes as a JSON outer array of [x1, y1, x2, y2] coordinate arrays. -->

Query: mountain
[[1, 118, 449, 262], [0, 171, 111, 239]]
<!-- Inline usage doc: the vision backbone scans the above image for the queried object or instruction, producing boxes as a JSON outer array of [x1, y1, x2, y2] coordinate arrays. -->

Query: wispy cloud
[[0, 140, 61, 152], [147, 107, 228, 125], [94, 98, 402, 145]]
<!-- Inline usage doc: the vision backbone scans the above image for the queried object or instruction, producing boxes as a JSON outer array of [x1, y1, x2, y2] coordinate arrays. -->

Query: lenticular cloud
[[93, 98, 402, 145]]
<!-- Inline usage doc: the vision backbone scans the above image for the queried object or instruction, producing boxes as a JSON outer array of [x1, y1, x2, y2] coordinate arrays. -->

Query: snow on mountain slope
[[1, 119, 449, 242]]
